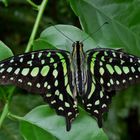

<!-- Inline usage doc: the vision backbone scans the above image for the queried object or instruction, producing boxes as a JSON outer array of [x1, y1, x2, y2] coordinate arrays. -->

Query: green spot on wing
[[21, 68, 30, 76], [47, 52, 51, 57], [106, 64, 114, 74], [88, 83, 95, 99], [138, 67, 140, 72], [64, 75, 68, 86], [50, 58, 54, 63], [90, 52, 99, 74], [62, 61, 67, 75], [131, 67, 135, 73], [101, 56, 105, 61], [31, 67, 39, 77], [41, 66, 50, 76], [59, 94, 63, 101], [66, 85, 73, 97], [99, 67, 104, 75], [53, 69, 58, 78], [110, 79, 114, 85], [114, 65, 122, 75], [123, 66, 129, 74], [56, 52, 64, 59], [7, 67, 13, 73]]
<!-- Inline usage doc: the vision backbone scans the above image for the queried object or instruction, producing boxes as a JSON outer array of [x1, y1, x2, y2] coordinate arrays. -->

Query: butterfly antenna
[[53, 25, 74, 43], [81, 22, 109, 43]]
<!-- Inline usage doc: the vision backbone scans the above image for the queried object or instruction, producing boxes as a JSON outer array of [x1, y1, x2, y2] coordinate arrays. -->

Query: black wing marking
[[0, 49, 78, 131]]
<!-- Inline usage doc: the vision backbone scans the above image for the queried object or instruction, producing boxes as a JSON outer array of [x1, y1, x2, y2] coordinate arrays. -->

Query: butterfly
[[0, 41, 140, 131]]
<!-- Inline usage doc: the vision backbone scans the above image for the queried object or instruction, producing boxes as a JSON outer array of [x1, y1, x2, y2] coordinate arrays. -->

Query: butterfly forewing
[[0, 50, 78, 131], [87, 48, 140, 91]]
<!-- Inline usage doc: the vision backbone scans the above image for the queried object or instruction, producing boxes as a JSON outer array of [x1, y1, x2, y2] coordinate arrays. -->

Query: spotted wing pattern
[[0, 50, 78, 131], [83, 48, 140, 127]]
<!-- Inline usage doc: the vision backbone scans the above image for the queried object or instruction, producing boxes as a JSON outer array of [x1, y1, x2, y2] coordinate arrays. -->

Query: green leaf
[[69, 0, 140, 55], [0, 41, 13, 99], [10, 94, 44, 116], [0, 41, 13, 60], [21, 121, 57, 140], [20, 105, 108, 140], [40, 24, 97, 51], [33, 38, 57, 51], [1, 0, 8, 7], [0, 86, 6, 99]]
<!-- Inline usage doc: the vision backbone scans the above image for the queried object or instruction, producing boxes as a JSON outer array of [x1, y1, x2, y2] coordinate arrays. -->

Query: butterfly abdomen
[[71, 41, 87, 96]]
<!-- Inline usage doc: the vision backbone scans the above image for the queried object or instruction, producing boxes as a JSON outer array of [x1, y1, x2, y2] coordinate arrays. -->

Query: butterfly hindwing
[[0, 50, 78, 131], [82, 62, 115, 127]]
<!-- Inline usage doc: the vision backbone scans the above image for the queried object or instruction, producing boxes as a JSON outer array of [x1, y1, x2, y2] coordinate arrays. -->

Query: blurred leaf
[[0, 86, 6, 99], [1, 0, 8, 7], [0, 118, 23, 140], [0, 41, 13, 60], [40, 24, 97, 51], [0, 41, 13, 99], [10, 93, 44, 116], [33, 39, 57, 51], [20, 105, 108, 140], [0, 85, 15, 100], [69, 0, 140, 55], [21, 121, 57, 140]]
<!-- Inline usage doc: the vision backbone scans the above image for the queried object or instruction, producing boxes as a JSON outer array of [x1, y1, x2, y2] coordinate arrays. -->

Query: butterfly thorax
[[71, 41, 87, 96]]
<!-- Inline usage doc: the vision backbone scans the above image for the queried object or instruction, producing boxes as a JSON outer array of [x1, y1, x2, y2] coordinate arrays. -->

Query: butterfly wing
[[83, 48, 140, 127], [0, 49, 78, 131], [82, 66, 115, 127], [87, 48, 140, 91]]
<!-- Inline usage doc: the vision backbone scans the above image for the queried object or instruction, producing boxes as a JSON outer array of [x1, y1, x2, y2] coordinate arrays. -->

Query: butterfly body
[[0, 42, 140, 131], [71, 41, 88, 97]]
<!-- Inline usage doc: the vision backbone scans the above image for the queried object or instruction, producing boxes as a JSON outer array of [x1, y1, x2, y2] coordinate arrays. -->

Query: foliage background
[[0, 0, 140, 140]]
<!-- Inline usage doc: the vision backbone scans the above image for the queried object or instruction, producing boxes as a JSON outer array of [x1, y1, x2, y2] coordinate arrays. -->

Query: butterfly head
[[72, 41, 83, 47], [72, 41, 84, 54]]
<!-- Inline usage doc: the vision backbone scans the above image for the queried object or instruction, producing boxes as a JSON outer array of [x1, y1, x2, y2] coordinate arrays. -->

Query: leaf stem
[[0, 101, 9, 128], [26, 0, 39, 10], [25, 0, 48, 53], [2, 0, 8, 7], [8, 112, 23, 121], [0, 0, 48, 128]]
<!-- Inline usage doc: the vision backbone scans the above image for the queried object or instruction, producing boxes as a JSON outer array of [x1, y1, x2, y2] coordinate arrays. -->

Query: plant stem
[[0, 86, 15, 128], [0, 101, 9, 128], [25, 0, 48, 53], [0, 0, 48, 128], [26, 0, 39, 10], [2, 0, 8, 7], [8, 112, 23, 121]]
